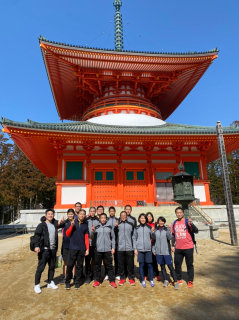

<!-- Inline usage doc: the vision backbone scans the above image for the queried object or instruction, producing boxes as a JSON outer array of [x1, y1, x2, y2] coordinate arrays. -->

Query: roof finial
[[113, 0, 123, 51]]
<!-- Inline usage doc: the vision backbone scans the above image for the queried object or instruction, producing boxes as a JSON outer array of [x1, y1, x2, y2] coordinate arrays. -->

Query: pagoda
[[2, 1, 239, 209]]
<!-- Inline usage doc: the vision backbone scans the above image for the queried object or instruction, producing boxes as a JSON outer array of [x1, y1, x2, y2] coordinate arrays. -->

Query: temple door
[[92, 169, 117, 207], [123, 169, 147, 206]]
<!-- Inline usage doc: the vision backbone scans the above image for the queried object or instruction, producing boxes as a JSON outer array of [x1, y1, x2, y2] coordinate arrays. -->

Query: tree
[[0, 134, 56, 223], [207, 149, 239, 205]]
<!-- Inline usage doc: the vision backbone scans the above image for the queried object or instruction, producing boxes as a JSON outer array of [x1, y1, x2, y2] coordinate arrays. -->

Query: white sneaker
[[104, 275, 109, 281], [34, 284, 41, 294], [47, 281, 58, 290], [115, 276, 120, 281]]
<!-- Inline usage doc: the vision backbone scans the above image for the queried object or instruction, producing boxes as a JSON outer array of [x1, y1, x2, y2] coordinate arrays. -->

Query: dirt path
[[0, 230, 239, 320], [0, 234, 30, 256]]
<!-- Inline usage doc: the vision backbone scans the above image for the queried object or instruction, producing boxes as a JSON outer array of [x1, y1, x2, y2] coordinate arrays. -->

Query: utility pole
[[216, 121, 238, 246], [113, 0, 124, 51]]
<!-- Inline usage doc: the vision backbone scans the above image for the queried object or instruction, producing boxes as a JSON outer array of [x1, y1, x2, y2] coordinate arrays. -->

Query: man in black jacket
[[33, 209, 62, 294]]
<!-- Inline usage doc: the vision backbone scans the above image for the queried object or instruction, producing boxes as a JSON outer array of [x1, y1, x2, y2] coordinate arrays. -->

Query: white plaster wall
[[194, 184, 206, 202], [87, 114, 166, 126], [61, 185, 86, 204]]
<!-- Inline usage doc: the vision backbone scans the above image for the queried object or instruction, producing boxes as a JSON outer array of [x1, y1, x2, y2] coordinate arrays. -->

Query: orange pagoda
[[2, 1, 239, 209]]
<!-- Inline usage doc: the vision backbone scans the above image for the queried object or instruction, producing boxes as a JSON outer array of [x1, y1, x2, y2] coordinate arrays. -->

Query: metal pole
[[216, 121, 238, 246]]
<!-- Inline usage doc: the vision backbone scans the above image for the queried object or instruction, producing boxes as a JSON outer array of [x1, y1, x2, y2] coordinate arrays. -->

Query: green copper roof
[[2, 118, 239, 136], [39, 36, 219, 57]]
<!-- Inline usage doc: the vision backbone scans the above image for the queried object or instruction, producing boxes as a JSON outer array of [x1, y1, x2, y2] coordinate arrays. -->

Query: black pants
[[174, 248, 194, 282], [160, 264, 177, 282], [118, 251, 135, 280], [144, 253, 159, 277], [85, 246, 95, 279], [94, 251, 115, 283], [35, 249, 56, 285], [66, 249, 85, 285], [105, 250, 119, 276]]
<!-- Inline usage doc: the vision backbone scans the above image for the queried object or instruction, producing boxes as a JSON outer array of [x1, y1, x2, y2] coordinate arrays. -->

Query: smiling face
[[78, 210, 86, 222], [158, 219, 165, 228], [139, 215, 146, 225], [120, 211, 127, 222], [109, 208, 115, 217], [89, 208, 96, 217], [97, 207, 104, 216], [175, 209, 184, 220], [45, 211, 54, 222], [125, 206, 132, 216], [147, 214, 153, 223], [99, 214, 107, 225], [75, 203, 82, 214], [67, 212, 74, 221]]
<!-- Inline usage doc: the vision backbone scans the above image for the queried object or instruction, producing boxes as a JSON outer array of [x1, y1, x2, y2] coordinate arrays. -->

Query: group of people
[[33, 203, 198, 294]]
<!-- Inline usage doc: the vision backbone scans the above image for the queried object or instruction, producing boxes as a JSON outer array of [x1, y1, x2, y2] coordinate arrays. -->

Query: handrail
[[189, 205, 213, 225]]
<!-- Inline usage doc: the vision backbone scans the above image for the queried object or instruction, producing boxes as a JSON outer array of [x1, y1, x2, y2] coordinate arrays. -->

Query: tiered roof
[[39, 37, 218, 121]]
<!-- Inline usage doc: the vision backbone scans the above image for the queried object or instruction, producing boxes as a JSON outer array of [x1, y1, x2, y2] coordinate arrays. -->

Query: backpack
[[172, 219, 198, 253], [30, 235, 37, 251]]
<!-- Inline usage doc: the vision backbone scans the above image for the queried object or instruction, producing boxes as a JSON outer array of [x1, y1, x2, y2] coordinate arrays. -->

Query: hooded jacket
[[92, 223, 115, 252], [135, 224, 152, 252], [152, 226, 172, 255], [86, 216, 100, 246], [34, 216, 59, 251], [116, 220, 136, 251]]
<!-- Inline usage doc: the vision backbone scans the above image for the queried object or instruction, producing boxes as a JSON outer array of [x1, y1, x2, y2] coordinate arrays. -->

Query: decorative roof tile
[[2, 118, 239, 136]]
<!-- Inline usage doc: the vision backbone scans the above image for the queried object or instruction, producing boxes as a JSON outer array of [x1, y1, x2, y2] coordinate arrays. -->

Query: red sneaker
[[129, 279, 135, 286], [92, 281, 101, 287], [119, 279, 126, 286], [187, 281, 193, 288], [155, 276, 161, 282], [109, 282, 117, 288], [177, 280, 183, 285]]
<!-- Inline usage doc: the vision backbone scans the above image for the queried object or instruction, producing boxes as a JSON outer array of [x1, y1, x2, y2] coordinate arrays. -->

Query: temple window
[[137, 171, 144, 180], [65, 161, 83, 180], [184, 162, 200, 179], [95, 171, 103, 181], [126, 171, 134, 180], [106, 171, 114, 181]]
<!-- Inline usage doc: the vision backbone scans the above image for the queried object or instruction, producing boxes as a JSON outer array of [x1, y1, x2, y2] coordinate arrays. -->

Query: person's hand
[[71, 220, 75, 226], [91, 225, 95, 232], [34, 247, 40, 253], [153, 252, 156, 256], [115, 221, 119, 227], [85, 250, 89, 256], [151, 225, 155, 232], [134, 250, 138, 256], [59, 217, 65, 225], [188, 217, 193, 226], [171, 247, 175, 253], [168, 223, 172, 228], [111, 248, 115, 255]]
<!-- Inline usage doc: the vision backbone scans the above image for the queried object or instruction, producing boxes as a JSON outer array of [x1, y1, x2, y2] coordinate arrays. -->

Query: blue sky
[[0, 0, 238, 127]]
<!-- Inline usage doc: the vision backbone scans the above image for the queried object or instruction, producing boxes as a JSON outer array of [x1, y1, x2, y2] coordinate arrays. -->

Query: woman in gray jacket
[[135, 213, 154, 288], [152, 216, 179, 290]]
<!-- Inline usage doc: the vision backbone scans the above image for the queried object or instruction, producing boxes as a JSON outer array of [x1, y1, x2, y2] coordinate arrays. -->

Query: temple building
[[2, 1, 239, 209]]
